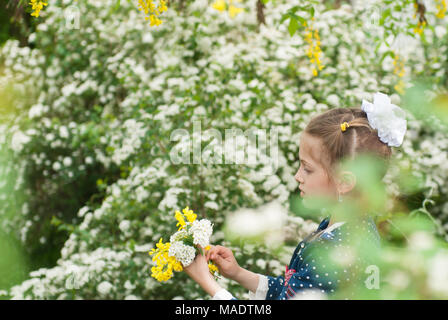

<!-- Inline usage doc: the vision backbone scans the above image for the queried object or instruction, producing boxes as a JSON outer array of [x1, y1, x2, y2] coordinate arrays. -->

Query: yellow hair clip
[[340, 122, 350, 132]]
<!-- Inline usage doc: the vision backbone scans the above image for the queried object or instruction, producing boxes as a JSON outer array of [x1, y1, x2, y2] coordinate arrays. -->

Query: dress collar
[[317, 215, 331, 231]]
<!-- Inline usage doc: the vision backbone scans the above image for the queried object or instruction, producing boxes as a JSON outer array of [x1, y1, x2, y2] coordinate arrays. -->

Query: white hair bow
[[361, 92, 407, 147]]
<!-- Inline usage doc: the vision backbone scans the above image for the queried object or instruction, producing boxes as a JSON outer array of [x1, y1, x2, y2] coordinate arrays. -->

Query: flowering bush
[[0, 0, 447, 299]]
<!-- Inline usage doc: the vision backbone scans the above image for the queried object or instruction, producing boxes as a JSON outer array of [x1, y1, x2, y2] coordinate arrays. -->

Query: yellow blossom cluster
[[435, 0, 447, 18], [303, 18, 324, 77], [149, 238, 183, 282], [208, 262, 218, 273], [412, 2, 427, 35], [212, 0, 244, 19], [393, 52, 405, 78], [413, 20, 427, 35], [149, 207, 219, 282], [29, 0, 48, 18], [138, 0, 168, 26], [175, 206, 197, 230], [393, 51, 406, 94]]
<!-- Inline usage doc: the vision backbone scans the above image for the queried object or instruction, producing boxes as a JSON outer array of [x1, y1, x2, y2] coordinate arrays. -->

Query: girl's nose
[[294, 169, 303, 183]]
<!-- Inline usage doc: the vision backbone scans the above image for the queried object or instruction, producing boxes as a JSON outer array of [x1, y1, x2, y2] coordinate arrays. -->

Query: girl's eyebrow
[[299, 156, 312, 166], [301, 159, 311, 165]]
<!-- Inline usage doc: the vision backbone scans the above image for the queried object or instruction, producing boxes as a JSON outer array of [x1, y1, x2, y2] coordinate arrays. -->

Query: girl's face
[[294, 132, 337, 201]]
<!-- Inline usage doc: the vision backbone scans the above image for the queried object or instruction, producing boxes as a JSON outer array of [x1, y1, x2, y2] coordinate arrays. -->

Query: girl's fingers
[[206, 250, 213, 261], [207, 246, 229, 262], [208, 247, 218, 258]]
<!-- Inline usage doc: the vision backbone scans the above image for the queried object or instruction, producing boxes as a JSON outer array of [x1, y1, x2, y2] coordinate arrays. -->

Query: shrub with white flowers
[[0, 0, 447, 299]]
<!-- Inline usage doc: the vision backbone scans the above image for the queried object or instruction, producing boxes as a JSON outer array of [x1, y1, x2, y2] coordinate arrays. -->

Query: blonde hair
[[304, 107, 392, 184]]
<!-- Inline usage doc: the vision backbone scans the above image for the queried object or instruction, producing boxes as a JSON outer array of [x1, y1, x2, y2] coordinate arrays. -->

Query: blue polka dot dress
[[263, 215, 381, 300], [212, 214, 381, 300]]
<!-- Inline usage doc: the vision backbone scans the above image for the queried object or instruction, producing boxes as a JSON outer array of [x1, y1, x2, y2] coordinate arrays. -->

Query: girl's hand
[[184, 248, 222, 297], [183, 250, 211, 283], [206, 245, 241, 280]]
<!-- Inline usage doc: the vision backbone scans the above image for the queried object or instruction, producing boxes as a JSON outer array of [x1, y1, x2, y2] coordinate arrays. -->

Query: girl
[[184, 92, 407, 300]]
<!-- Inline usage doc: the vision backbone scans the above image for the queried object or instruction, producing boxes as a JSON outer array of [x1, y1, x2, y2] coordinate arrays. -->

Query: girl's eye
[[299, 162, 312, 174]]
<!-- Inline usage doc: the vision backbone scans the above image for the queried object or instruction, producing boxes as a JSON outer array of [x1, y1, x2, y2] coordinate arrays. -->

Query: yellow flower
[[394, 79, 406, 95], [149, 14, 162, 26], [158, 0, 168, 13], [392, 52, 406, 94], [208, 262, 219, 274], [435, 0, 447, 19], [174, 210, 186, 231], [229, 5, 244, 18], [29, 0, 48, 18], [393, 52, 405, 78], [212, 0, 226, 11], [182, 206, 197, 223], [149, 238, 183, 282], [138, 0, 167, 27], [212, 0, 244, 18], [303, 20, 324, 77]]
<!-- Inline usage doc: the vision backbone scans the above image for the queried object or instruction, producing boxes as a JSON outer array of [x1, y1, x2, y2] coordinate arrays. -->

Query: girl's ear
[[336, 170, 357, 195]]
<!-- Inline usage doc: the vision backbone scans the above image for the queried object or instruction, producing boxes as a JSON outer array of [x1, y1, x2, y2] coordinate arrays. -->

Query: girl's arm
[[207, 245, 286, 300], [230, 266, 260, 293], [206, 245, 263, 294]]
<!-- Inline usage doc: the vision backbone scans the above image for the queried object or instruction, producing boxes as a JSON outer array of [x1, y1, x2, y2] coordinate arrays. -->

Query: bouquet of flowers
[[149, 206, 219, 282]]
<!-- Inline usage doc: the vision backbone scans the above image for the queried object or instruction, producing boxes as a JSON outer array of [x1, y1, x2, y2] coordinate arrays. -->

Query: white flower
[[408, 231, 434, 250], [361, 92, 407, 147], [190, 219, 213, 248], [169, 229, 188, 243], [204, 201, 219, 210], [327, 94, 340, 107], [63, 157, 72, 167], [226, 201, 287, 248], [59, 126, 69, 139], [11, 131, 31, 152], [124, 280, 136, 291], [28, 104, 46, 119], [97, 281, 113, 295], [427, 252, 448, 297], [119, 220, 130, 232], [168, 241, 196, 267], [52, 161, 61, 171], [135, 186, 149, 202], [256, 259, 266, 269]]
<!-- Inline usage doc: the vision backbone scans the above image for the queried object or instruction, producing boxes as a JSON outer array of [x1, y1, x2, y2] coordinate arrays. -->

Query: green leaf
[[380, 50, 394, 64], [309, 6, 315, 18], [280, 13, 290, 24], [287, 6, 302, 15], [295, 15, 306, 25], [288, 17, 299, 37], [380, 8, 391, 25]]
